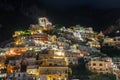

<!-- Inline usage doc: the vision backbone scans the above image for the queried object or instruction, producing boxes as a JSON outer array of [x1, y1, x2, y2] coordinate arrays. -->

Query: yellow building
[[26, 65, 39, 75], [39, 67, 71, 80], [0, 62, 6, 69], [103, 38, 115, 46], [38, 50, 54, 60], [37, 53, 71, 80], [0, 56, 6, 69], [86, 41, 101, 48], [33, 33, 48, 44], [53, 50, 65, 59], [6, 47, 27, 57], [87, 59, 113, 73], [7, 65, 15, 73], [51, 35, 56, 43], [40, 59, 67, 67]]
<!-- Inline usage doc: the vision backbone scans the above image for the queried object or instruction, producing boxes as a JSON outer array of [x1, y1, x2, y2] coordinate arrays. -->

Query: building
[[37, 53, 71, 80], [112, 57, 120, 69], [114, 37, 120, 42], [64, 51, 79, 65], [87, 57, 113, 73], [26, 65, 39, 75], [40, 59, 67, 66], [0, 58, 6, 79], [39, 17, 52, 27], [0, 62, 6, 70], [39, 67, 70, 80], [64, 50, 89, 65], [7, 73, 37, 80], [73, 31, 83, 41], [97, 31, 104, 38], [33, 33, 48, 44], [38, 17, 53, 31], [72, 27, 97, 41], [7, 64, 16, 73], [103, 37, 115, 46], [38, 49, 54, 60], [86, 41, 100, 48]]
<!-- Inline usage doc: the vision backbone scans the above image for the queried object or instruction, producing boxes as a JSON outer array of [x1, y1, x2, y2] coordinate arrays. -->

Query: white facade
[[39, 17, 52, 27]]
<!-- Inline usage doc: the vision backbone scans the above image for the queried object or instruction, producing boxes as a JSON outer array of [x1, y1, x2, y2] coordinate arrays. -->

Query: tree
[[89, 73, 116, 80], [54, 24, 63, 29], [101, 46, 120, 57]]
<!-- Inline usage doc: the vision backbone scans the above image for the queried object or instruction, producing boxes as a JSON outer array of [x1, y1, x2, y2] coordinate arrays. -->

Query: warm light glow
[[55, 52, 63, 56]]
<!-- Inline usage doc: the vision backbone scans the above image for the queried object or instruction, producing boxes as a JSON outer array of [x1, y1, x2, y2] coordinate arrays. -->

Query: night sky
[[39, 0, 120, 8], [0, 0, 120, 43]]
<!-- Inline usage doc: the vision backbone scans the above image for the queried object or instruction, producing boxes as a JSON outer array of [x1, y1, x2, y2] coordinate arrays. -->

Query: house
[[26, 65, 39, 75], [87, 57, 113, 73], [39, 66, 70, 80], [7, 72, 28, 80]]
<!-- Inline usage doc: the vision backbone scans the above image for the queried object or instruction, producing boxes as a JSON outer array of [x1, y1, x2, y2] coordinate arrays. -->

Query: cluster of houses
[[0, 17, 120, 80]]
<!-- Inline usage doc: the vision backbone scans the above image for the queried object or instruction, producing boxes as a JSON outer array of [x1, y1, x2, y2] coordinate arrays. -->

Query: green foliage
[[54, 24, 63, 29], [89, 73, 116, 80], [101, 46, 120, 57], [69, 58, 94, 79], [91, 52, 107, 58], [69, 58, 116, 80]]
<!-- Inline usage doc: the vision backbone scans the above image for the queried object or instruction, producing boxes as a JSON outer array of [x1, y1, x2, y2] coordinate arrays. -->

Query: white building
[[39, 17, 52, 27]]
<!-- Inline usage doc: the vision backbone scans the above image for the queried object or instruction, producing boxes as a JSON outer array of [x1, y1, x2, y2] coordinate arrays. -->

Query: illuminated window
[[58, 78, 61, 80]]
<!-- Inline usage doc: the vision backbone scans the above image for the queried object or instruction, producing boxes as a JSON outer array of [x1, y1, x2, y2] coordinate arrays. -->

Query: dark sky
[[37, 0, 120, 30], [0, 0, 120, 43], [39, 0, 120, 9]]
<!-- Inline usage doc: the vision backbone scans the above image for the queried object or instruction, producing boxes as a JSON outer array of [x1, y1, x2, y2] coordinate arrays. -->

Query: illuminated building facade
[[87, 57, 113, 73], [39, 17, 52, 27], [33, 33, 48, 44], [26, 65, 39, 75], [39, 17, 53, 31], [103, 38, 115, 46], [86, 41, 100, 48], [39, 67, 70, 80], [38, 58, 71, 80]]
